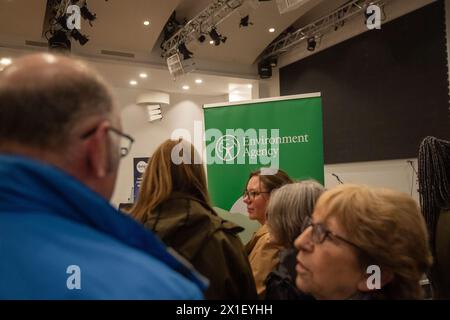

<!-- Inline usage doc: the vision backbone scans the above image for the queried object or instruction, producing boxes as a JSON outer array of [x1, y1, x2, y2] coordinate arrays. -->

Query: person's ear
[[357, 265, 394, 292], [84, 121, 110, 178]]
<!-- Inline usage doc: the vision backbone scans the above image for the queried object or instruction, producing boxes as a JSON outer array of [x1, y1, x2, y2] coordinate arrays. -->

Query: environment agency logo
[[170, 121, 310, 171], [215, 135, 241, 162]]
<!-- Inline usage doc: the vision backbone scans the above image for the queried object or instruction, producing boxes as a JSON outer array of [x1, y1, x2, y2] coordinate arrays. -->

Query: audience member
[[131, 139, 257, 299], [295, 184, 433, 299], [0, 53, 204, 299]]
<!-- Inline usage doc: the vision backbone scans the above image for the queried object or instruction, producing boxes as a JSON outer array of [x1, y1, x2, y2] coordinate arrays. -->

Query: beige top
[[245, 224, 283, 298]]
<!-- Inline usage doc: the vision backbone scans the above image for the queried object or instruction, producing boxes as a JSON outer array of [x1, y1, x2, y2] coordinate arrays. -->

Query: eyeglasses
[[302, 216, 363, 251], [109, 127, 134, 158], [81, 126, 134, 158], [242, 190, 270, 200]]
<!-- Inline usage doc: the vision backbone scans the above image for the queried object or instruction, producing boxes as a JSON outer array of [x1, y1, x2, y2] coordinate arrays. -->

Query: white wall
[[324, 159, 420, 202], [111, 86, 227, 206], [259, 68, 280, 98]]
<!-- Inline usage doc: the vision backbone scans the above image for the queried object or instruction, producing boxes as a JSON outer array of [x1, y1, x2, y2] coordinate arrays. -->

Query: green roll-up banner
[[203, 93, 324, 212]]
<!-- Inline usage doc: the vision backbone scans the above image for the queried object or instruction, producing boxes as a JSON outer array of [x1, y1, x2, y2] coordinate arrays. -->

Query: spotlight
[[258, 59, 272, 79], [307, 37, 316, 51], [178, 42, 193, 60], [209, 28, 226, 46], [163, 11, 182, 42], [48, 30, 71, 52], [71, 29, 89, 45], [239, 15, 253, 28], [198, 34, 206, 43], [80, 3, 97, 22]]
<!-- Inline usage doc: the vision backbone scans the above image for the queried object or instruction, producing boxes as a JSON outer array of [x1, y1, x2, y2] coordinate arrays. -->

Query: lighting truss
[[161, 0, 244, 58], [260, 0, 390, 61]]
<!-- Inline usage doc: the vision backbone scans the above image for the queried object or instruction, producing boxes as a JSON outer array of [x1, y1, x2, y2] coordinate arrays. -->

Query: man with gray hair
[[0, 53, 205, 299]]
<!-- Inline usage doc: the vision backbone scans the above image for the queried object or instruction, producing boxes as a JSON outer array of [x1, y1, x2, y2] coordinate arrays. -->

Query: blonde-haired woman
[[131, 139, 257, 300], [295, 184, 433, 299]]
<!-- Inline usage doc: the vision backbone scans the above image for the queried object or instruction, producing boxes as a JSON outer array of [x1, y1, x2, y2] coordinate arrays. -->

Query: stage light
[[258, 59, 272, 79], [209, 28, 227, 46], [307, 37, 316, 51], [71, 29, 89, 45], [178, 42, 193, 60], [80, 3, 96, 23], [198, 34, 206, 43], [239, 15, 253, 28], [48, 30, 71, 52]]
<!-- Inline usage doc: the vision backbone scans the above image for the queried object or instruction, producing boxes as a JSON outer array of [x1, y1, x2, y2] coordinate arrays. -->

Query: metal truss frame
[[260, 0, 389, 61], [161, 0, 244, 58]]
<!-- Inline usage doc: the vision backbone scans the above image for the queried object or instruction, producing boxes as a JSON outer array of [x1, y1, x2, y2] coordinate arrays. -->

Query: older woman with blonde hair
[[295, 184, 433, 300], [265, 180, 324, 300], [131, 139, 257, 300]]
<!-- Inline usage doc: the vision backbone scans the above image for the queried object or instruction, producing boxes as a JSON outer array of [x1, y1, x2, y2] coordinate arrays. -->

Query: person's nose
[[294, 227, 314, 252], [243, 194, 251, 204]]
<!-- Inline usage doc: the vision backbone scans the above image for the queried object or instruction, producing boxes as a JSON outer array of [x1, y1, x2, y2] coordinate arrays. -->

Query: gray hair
[[266, 180, 325, 247], [0, 55, 115, 151]]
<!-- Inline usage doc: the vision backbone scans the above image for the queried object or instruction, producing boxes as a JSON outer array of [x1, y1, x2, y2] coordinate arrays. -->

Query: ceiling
[[0, 0, 368, 97], [0, 0, 341, 75]]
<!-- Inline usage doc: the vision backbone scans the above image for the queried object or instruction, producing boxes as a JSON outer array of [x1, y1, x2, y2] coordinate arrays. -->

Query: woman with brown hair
[[295, 184, 433, 299], [243, 168, 293, 298], [131, 139, 257, 300]]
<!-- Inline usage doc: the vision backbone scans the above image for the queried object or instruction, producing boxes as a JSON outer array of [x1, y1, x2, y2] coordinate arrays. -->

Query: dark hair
[[0, 61, 114, 151], [246, 168, 293, 193], [418, 136, 450, 254]]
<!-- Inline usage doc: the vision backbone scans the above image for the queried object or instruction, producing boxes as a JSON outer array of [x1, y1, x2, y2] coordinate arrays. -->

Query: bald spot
[[0, 53, 116, 151], [1, 53, 99, 91]]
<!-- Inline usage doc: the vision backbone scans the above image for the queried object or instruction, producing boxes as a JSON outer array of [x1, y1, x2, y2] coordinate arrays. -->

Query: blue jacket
[[0, 155, 207, 299]]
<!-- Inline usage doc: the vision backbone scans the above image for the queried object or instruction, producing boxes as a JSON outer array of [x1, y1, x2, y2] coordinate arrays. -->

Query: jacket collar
[[0, 154, 208, 290]]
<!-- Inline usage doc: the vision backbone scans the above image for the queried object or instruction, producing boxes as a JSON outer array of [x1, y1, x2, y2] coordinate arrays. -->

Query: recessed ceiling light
[[143, 20, 150, 26], [195, 79, 203, 84], [0, 57, 12, 66], [269, 28, 275, 33], [130, 80, 138, 86], [209, 40, 214, 45], [182, 85, 190, 90], [139, 73, 148, 78]]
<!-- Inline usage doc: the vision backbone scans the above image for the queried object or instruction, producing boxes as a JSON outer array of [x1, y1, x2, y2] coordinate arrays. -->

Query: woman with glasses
[[130, 139, 257, 300], [243, 169, 293, 298], [265, 181, 324, 300], [295, 184, 433, 300]]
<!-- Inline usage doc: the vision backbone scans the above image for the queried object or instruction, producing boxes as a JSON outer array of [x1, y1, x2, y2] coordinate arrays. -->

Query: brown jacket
[[245, 224, 283, 298], [143, 193, 257, 300]]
